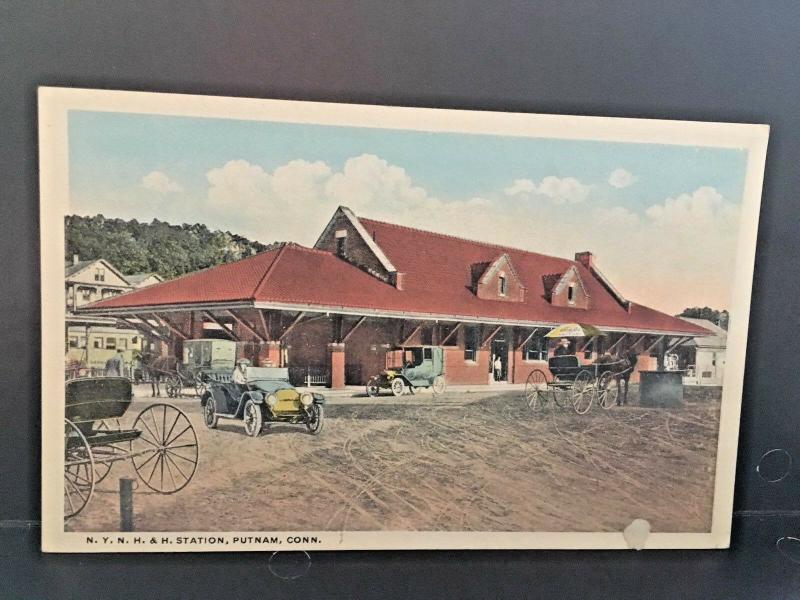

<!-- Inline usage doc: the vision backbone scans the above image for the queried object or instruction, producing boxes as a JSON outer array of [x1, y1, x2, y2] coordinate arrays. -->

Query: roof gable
[[473, 253, 526, 302], [65, 258, 130, 287], [549, 265, 590, 309], [314, 206, 398, 282]]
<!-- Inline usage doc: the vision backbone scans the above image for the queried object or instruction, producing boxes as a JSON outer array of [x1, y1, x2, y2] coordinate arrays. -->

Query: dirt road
[[66, 387, 720, 533]]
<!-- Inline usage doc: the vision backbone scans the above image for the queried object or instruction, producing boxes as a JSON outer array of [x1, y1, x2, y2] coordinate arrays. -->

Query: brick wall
[[315, 213, 391, 281]]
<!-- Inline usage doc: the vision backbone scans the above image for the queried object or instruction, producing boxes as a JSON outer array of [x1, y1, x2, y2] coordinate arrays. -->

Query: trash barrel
[[639, 370, 684, 407]]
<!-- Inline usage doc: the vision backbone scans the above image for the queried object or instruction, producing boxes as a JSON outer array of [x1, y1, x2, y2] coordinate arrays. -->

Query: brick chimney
[[574, 251, 595, 269], [391, 271, 406, 291]]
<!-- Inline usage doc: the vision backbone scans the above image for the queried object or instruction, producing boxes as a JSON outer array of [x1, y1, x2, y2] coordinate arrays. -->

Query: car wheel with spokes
[[203, 396, 219, 429], [243, 399, 263, 438], [306, 404, 324, 435], [391, 378, 405, 397]]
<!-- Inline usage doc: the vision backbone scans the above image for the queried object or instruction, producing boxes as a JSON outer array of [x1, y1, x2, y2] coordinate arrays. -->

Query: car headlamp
[[300, 392, 313, 407], [266, 393, 278, 407]]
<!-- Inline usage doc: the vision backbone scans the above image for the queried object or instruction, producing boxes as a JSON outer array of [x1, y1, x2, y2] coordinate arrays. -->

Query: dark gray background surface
[[1, 1, 799, 598]]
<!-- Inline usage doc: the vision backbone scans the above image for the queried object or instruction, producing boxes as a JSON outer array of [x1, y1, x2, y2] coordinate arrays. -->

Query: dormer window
[[335, 229, 347, 258], [498, 274, 507, 296]]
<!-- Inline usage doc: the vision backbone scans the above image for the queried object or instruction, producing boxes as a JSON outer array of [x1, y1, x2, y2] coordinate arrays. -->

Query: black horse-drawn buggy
[[64, 377, 199, 520], [523, 353, 636, 414]]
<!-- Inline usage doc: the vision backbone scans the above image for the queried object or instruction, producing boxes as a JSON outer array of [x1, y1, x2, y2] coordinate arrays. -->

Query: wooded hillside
[[65, 215, 276, 279]]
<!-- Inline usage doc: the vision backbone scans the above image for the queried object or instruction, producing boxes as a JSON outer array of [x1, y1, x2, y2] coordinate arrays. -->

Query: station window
[[498, 275, 507, 296], [423, 347, 432, 360], [464, 326, 480, 361], [94, 267, 105, 282], [568, 283, 575, 303], [524, 335, 548, 361], [81, 288, 93, 301], [93, 338, 103, 349], [106, 337, 116, 350], [118, 338, 128, 350], [68, 336, 79, 348]]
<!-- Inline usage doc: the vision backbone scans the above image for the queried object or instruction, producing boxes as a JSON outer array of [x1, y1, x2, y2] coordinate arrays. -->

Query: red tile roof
[[84, 213, 708, 336]]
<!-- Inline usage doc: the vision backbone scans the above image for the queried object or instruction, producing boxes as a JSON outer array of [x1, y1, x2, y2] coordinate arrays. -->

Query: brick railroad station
[[80, 206, 709, 388]]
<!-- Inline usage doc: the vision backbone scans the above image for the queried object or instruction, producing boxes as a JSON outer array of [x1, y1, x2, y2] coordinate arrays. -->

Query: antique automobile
[[64, 376, 199, 520], [200, 366, 325, 437], [366, 345, 447, 397]]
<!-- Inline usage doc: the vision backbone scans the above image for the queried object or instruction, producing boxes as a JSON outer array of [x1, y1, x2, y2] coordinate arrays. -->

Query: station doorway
[[490, 334, 509, 383]]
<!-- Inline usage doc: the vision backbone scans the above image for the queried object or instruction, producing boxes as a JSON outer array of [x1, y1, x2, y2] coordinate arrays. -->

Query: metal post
[[120, 478, 135, 531]]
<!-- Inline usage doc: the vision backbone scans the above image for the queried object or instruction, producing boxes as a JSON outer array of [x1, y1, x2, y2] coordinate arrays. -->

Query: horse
[[595, 349, 638, 406], [140, 352, 179, 397], [615, 350, 638, 406]]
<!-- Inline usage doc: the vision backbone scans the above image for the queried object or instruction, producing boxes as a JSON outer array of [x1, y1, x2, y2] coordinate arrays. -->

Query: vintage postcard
[[40, 87, 768, 552]]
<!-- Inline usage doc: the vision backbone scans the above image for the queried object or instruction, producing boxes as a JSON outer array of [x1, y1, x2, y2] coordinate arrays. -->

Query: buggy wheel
[[391, 378, 406, 397], [92, 419, 128, 483], [165, 375, 181, 398], [432, 375, 446, 395], [64, 419, 95, 520], [131, 403, 198, 494], [366, 377, 381, 397], [524, 369, 548, 410], [203, 396, 219, 429], [597, 372, 618, 410], [243, 400, 263, 438], [571, 370, 594, 415], [306, 404, 324, 435]]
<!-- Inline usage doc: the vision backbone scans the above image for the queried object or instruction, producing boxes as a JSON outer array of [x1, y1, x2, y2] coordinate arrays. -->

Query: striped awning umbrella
[[544, 323, 606, 338]]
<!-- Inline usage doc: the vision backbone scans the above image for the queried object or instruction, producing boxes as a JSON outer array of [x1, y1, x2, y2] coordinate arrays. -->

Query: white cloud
[[197, 156, 739, 314], [325, 154, 432, 211], [504, 176, 590, 204], [207, 159, 271, 207], [644, 186, 736, 227], [504, 179, 537, 196], [141, 170, 183, 194], [595, 206, 640, 227], [608, 168, 636, 188]]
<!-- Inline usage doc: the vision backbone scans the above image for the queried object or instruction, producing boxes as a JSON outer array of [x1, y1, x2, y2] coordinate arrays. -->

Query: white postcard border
[[39, 87, 768, 552]]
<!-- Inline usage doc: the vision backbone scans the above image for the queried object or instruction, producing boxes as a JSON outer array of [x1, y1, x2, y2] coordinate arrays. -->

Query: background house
[[65, 257, 161, 372], [677, 317, 727, 386]]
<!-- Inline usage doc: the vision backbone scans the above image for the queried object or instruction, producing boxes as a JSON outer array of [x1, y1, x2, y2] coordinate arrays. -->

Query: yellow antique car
[[200, 367, 324, 437]]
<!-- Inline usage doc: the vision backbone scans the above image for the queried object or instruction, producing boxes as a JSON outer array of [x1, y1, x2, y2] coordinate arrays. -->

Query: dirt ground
[[66, 385, 721, 533]]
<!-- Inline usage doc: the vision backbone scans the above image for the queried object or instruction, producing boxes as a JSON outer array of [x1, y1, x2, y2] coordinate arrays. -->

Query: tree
[[65, 215, 276, 280], [678, 307, 729, 330]]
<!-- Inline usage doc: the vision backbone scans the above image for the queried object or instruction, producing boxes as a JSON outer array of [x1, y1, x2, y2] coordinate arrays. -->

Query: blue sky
[[68, 110, 749, 313]]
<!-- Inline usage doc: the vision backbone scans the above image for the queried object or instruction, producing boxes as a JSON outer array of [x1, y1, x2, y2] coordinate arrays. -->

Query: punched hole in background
[[268, 551, 311, 580], [757, 449, 792, 483]]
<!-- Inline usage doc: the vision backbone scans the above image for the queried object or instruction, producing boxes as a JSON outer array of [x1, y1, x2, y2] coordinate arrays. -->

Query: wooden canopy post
[[279, 311, 307, 341], [341, 316, 366, 343], [516, 327, 539, 350], [441, 323, 462, 346], [481, 325, 502, 347], [643, 335, 665, 355], [257, 309, 271, 341], [151, 313, 188, 340], [226, 309, 266, 342], [401, 322, 424, 346], [201, 310, 238, 340]]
